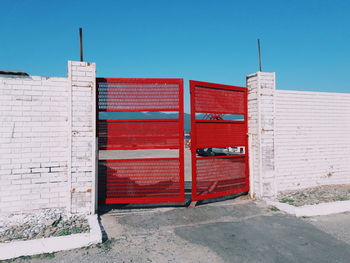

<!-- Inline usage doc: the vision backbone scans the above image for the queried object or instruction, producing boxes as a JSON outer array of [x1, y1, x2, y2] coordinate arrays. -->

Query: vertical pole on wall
[[79, 28, 84, 62], [257, 39, 262, 72]]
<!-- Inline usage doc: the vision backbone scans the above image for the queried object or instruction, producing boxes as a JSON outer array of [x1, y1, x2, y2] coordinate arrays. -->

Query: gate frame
[[190, 80, 250, 201]]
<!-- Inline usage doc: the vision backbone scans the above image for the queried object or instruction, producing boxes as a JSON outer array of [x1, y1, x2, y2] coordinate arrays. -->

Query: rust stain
[[87, 188, 92, 193], [16, 97, 32, 101], [327, 172, 333, 177], [71, 188, 76, 193]]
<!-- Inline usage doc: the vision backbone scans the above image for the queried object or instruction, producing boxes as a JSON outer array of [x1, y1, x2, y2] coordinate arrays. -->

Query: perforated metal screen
[[98, 81, 179, 111], [97, 78, 184, 204], [190, 80, 249, 201], [98, 119, 180, 150], [99, 158, 182, 203]]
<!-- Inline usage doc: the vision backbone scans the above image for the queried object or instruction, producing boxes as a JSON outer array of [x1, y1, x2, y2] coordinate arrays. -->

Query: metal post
[[79, 28, 83, 62], [257, 39, 262, 72]]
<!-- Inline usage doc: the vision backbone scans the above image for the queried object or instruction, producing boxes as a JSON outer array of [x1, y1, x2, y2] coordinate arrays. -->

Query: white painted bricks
[[0, 76, 69, 214], [68, 61, 96, 214], [0, 61, 97, 215], [275, 90, 350, 192], [247, 72, 276, 198], [247, 72, 350, 198]]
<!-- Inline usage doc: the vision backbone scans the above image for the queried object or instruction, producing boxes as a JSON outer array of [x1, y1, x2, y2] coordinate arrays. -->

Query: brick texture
[[68, 61, 96, 214], [0, 61, 96, 215], [275, 90, 350, 191], [248, 72, 350, 198], [247, 72, 276, 198], [0, 76, 69, 213]]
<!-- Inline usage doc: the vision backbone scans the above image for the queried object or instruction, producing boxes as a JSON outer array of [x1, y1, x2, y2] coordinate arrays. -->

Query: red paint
[[97, 78, 184, 204], [99, 158, 183, 204], [190, 80, 249, 201], [98, 119, 180, 150], [195, 122, 246, 148], [97, 78, 181, 112]]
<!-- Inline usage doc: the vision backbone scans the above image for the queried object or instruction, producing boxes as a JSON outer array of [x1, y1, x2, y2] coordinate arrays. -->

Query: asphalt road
[[9, 199, 350, 263]]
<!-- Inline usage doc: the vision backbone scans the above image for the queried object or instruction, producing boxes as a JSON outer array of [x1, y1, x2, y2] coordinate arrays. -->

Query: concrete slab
[[267, 200, 350, 217]]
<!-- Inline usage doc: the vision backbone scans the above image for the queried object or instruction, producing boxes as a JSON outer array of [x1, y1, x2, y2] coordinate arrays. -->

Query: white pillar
[[246, 72, 276, 198], [68, 61, 97, 214]]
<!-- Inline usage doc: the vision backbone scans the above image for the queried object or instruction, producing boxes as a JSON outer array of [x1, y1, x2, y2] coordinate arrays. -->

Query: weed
[[12, 235, 24, 241], [53, 226, 86, 237], [54, 228, 71, 236], [37, 253, 55, 259], [280, 199, 294, 204], [96, 243, 102, 249], [100, 237, 116, 251], [71, 226, 84, 234], [270, 206, 280, 212]]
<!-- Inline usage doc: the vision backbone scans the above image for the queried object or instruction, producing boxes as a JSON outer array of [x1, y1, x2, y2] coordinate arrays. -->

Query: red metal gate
[[190, 80, 249, 201], [97, 78, 184, 204]]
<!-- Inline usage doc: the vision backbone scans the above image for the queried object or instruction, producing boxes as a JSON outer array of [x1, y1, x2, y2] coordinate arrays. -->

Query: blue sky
[[1, 0, 349, 112]]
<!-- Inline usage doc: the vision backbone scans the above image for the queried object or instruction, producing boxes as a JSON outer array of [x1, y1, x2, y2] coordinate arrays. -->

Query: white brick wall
[[0, 61, 96, 215], [275, 90, 350, 191], [248, 72, 350, 198], [0, 76, 69, 214]]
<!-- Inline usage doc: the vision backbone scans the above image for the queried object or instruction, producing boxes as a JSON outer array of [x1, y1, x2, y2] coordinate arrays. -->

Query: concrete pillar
[[68, 61, 97, 214], [246, 72, 276, 198]]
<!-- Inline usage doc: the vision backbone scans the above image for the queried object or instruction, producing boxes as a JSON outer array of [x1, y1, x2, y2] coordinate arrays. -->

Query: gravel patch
[[0, 209, 89, 243], [277, 184, 350, 207]]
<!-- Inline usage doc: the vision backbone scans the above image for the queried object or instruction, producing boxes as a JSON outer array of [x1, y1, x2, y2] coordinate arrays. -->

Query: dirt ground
[[8, 199, 350, 263], [278, 184, 350, 206]]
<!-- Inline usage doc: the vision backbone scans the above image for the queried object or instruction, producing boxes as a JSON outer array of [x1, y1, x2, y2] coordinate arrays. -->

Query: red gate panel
[[97, 78, 184, 204], [99, 158, 182, 204], [190, 80, 249, 201], [98, 119, 180, 150]]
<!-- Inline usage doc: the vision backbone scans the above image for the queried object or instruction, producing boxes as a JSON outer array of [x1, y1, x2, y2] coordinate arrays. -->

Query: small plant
[[12, 235, 24, 241], [101, 237, 116, 251], [70, 226, 84, 234], [37, 253, 55, 259], [55, 228, 71, 236], [270, 206, 280, 212], [280, 199, 294, 204]]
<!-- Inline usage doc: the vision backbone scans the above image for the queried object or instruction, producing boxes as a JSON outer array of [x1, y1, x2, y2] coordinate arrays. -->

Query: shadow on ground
[[98, 190, 248, 215]]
